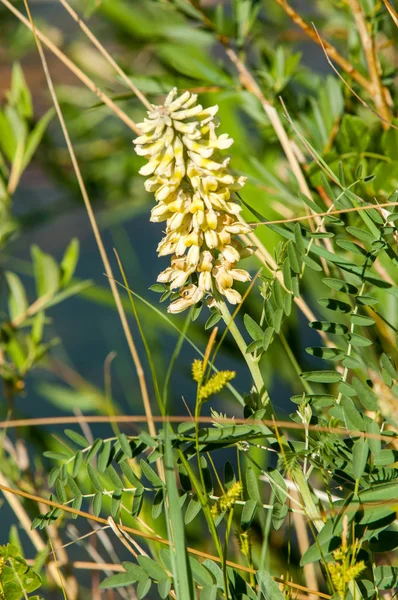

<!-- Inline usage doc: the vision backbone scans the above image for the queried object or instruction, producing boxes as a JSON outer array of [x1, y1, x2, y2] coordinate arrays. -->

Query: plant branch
[[217, 298, 272, 414]]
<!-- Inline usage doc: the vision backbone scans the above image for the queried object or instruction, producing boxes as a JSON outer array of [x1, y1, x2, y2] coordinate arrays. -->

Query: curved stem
[[216, 299, 273, 416]]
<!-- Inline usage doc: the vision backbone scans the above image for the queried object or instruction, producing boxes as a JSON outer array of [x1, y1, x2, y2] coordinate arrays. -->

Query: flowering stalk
[[217, 298, 271, 408], [135, 90, 321, 558], [135, 88, 271, 408], [134, 88, 253, 313]]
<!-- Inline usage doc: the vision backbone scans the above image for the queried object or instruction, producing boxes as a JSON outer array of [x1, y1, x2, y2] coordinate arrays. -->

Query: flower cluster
[[198, 369, 236, 401], [191, 359, 235, 400], [328, 547, 365, 598], [211, 481, 243, 517], [192, 359, 205, 383], [134, 88, 253, 313]]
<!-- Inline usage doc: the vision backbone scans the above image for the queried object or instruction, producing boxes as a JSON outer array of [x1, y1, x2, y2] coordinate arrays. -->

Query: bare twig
[[274, 0, 372, 92], [382, 0, 398, 26], [56, 0, 152, 111], [0, 0, 140, 133], [313, 25, 398, 130], [21, 0, 158, 460], [349, 0, 392, 126], [0, 472, 76, 597]]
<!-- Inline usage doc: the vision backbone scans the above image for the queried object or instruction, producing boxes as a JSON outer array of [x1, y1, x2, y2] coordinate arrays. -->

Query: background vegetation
[[0, 0, 397, 598]]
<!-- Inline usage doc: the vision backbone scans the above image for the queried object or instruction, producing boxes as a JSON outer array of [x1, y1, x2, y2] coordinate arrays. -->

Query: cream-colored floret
[[134, 88, 253, 312]]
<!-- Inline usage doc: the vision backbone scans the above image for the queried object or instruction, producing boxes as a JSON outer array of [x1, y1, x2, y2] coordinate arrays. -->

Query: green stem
[[340, 151, 391, 162], [177, 450, 224, 562], [162, 309, 192, 411], [218, 301, 324, 540], [256, 489, 275, 600], [292, 466, 324, 533], [116, 254, 164, 414], [217, 299, 273, 416], [179, 386, 224, 566], [223, 509, 234, 599]]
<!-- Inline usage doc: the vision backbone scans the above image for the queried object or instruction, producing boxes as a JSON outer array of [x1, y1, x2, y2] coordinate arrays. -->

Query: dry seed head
[[134, 88, 253, 313]]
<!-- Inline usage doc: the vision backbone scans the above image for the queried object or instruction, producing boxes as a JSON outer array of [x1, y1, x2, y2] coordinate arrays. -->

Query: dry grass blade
[[0, 482, 331, 598], [0, 0, 140, 133], [56, 0, 152, 111], [273, 0, 372, 92], [348, 0, 392, 126], [20, 0, 158, 460], [313, 24, 397, 130], [0, 415, 395, 442], [250, 200, 398, 226], [382, 0, 398, 26]]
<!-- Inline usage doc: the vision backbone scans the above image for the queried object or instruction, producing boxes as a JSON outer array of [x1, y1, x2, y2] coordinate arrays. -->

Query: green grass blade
[[164, 424, 194, 600]]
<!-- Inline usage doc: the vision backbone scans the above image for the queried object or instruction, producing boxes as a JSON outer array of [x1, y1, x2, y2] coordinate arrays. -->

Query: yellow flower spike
[[192, 359, 204, 383], [239, 530, 252, 558], [212, 481, 243, 518], [134, 88, 253, 313], [327, 542, 366, 599], [198, 369, 236, 401]]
